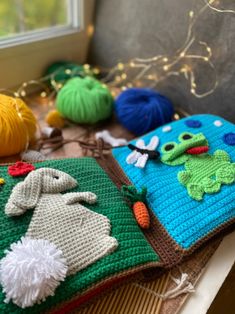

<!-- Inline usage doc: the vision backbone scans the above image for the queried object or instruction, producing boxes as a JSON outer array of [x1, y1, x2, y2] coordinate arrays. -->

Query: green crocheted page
[[0, 158, 159, 313]]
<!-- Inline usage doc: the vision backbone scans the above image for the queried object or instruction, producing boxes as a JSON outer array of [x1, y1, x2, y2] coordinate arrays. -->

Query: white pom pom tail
[[0, 237, 68, 308]]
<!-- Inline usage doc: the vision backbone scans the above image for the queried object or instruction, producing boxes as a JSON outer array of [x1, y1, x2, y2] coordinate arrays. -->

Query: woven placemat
[[74, 239, 220, 314]]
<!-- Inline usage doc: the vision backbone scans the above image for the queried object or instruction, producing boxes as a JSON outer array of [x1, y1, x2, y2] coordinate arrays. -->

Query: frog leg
[[216, 164, 235, 184], [214, 150, 231, 162], [187, 183, 204, 201], [178, 170, 191, 186], [201, 177, 221, 194]]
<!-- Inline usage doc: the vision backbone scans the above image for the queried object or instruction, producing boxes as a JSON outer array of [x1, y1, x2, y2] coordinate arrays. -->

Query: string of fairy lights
[[3, 0, 235, 102], [11, 65, 99, 107], [102, 0, 235, 98]]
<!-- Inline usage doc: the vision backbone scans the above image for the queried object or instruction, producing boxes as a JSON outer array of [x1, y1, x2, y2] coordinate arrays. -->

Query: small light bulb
[[121, 73, 127, 79], [204, 57, 209, 61], [180, 52, 185, 57], [20, 90, 26, 97], [163, 57, 168, 62], [23, 82, 27, 87], [65, 69, 72, 75], [129, 62, 135, 67], [115, 76, 121, 82], [117, 63, 124, 70], [87, 25, 94, 37], [121, 86, 127, 91], [83, 64, 90, 71], [163, 65, 169, 71], [189, 11, 194, 18], [147, 74, 154, 80], [191, 88, 195, 93], [93, 68, 100, 74], [174, 113, 180, 120], [40, 91, 47, 98]]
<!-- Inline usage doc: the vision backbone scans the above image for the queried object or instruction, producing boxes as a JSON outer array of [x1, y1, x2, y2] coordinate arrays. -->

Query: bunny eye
[[53, 176, 59, 180]]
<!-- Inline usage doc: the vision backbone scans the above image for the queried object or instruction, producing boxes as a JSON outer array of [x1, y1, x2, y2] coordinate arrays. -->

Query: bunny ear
[[5, 170, 42, 216]]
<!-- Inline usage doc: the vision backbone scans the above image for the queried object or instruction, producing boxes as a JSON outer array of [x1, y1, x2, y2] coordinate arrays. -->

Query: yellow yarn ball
[[45, 110, 65, 128], [0, 94, 37, 157]]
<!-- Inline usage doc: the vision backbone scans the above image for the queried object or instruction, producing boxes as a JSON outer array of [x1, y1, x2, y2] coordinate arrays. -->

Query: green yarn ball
[[44, 61, 84, 87], [56, 77, 113, 124]]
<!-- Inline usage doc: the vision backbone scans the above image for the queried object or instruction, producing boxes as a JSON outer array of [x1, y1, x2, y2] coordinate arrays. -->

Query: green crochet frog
[[161, 132, 235, 201]]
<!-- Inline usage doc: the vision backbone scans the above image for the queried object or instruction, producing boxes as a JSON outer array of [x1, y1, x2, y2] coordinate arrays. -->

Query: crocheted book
[[112, 114, 235, 267], [1, 113, 235, 312], [0, 158, 160, 313]]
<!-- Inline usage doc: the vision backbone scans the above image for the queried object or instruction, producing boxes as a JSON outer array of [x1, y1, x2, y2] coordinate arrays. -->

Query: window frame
[[0, 0, 81, 48], [0, 0, 95, 88]]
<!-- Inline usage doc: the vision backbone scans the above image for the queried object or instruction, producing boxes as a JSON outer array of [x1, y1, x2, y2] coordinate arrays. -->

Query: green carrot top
[[121, 185, 147, 205]]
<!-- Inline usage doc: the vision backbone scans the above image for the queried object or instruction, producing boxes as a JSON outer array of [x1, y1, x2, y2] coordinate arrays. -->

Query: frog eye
[[179, 132, 194, 141], [162, 142, 176, 152], [182, 134, 192, 140]]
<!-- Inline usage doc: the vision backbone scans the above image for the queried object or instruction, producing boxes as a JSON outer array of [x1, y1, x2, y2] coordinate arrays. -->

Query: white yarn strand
[[135, 272, 195, 300], [0, 237, 68, 308]]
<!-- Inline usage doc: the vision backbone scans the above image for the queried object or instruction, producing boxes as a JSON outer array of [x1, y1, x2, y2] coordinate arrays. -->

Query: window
[[0, 0, 81, 48], [0, 0, 95, 88]]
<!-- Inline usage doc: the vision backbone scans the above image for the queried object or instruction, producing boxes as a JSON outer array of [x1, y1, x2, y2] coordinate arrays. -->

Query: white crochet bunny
[[1, 168, 118, 308]]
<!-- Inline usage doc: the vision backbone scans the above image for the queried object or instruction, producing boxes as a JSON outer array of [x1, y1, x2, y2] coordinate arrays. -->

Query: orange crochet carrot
[[121, 185, 150, 229]]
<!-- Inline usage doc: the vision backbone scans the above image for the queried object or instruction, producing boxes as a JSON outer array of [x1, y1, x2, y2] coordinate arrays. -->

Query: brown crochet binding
[[80, 140, 235, 269], [36, 137, 235, 268]]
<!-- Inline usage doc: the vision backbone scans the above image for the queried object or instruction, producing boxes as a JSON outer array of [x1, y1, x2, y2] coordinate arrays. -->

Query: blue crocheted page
[[112, 114, 235, 249]]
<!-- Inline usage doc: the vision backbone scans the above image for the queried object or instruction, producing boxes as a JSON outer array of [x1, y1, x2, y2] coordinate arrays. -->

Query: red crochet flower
[[8, 161, 35, 177]]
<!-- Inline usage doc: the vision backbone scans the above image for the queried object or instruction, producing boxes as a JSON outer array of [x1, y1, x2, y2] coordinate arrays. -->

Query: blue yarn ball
[[115, 88, 174, 136]]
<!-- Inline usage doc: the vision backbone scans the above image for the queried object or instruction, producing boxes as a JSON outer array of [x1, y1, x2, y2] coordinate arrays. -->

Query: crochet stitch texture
[[0, 158, 159, 314], [113, 114, 235, 249], [5, 168, 118, 276], [160, 132, 235, 200], [176, 149, 235, 200]]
